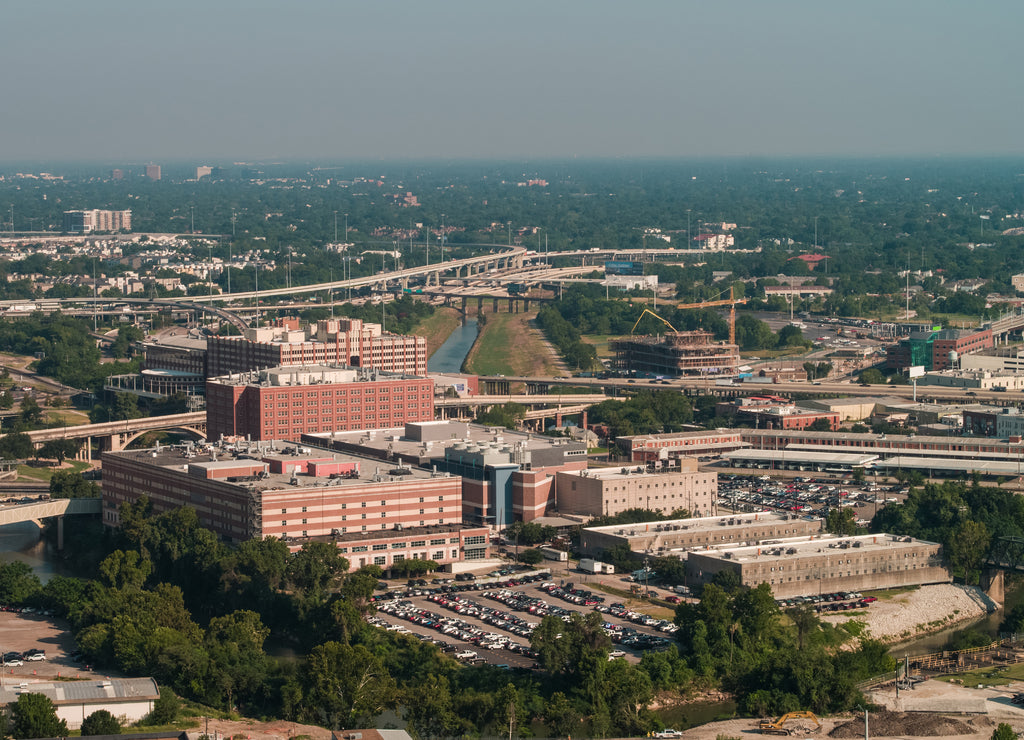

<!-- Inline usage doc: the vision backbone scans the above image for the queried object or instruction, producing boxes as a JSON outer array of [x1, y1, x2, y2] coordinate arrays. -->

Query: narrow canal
[[428, 317, 479, 373]]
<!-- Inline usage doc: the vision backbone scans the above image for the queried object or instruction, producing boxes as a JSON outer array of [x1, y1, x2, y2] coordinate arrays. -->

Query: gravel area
[[817, 584, 994, 644]]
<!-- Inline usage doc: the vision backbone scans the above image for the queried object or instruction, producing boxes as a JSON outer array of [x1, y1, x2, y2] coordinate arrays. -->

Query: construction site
[[609, 293, 746, 377]]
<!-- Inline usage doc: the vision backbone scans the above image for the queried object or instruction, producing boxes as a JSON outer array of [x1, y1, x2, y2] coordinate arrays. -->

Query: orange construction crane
[[677, 287, 748, 346]]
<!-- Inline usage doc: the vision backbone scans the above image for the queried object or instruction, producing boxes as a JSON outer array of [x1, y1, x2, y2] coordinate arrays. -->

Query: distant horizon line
[[4, 153, 1024, 170]]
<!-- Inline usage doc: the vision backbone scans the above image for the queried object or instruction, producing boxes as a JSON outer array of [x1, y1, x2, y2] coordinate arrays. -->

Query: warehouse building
[[0, 678, 158, 730], [685, 533, 948, 599]]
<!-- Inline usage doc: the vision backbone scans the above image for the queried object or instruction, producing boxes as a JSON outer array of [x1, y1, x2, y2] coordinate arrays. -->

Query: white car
[[654, 731, 683, 738], [608, 650, 627, 660], [454, 650, 478, 660], [24, 652, 45, 662]]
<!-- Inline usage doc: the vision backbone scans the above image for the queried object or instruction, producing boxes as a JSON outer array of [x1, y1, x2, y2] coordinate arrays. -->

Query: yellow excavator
[[758, 711, 821, 736]]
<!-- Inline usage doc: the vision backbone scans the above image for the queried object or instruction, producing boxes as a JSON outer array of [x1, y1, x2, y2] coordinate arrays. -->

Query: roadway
[[482, 375, 1024, 404]]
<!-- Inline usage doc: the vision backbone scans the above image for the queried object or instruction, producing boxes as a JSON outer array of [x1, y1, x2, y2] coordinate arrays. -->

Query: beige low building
[[685, 533, 949, 599], [580, 511, 823, 558], [803, 396, 890, 422], [555, 458, 717, 519], [0, 678, 159, 730]]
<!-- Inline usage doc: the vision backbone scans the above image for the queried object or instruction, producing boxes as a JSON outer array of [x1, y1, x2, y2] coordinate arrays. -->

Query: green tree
[[948, 520, 991, 585], [81, 709, 122, 736], [287, 541, 349, 603], [39, 438, 81, 464], [10, 693, 69, 739], [299, 642, 397, 729], [992, 723, 1017, 740], [0, 431, 33, 459], [825, 507, 860, 536], [147, 687, 180, 724], [50, 470, 101, 498], [859, 368, 886, 385], [0, 561, 42, 604], [519, 548, 544, 565]]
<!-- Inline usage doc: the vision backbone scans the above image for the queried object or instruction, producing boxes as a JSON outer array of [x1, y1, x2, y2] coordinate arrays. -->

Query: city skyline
[[4, 1, 1023, 162]]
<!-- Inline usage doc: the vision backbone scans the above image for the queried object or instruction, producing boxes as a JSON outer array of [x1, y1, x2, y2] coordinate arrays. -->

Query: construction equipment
[[630, 308, 679, 335], [677, 286, 748, 346], [757, 711, 821, 736]]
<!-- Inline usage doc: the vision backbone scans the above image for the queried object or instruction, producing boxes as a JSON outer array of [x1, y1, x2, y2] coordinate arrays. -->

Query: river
[[428, 318, 479, 373], [0, 521, 65, 581]]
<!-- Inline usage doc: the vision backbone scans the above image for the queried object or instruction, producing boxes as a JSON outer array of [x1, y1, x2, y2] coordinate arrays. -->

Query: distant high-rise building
[[63, 209, 132, 234], [145, 164, 161, 181], [195, 165, 213, 179], [110, 169, 124, 180]]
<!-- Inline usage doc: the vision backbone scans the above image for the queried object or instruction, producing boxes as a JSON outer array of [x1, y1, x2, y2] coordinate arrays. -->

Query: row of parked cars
[[2, 649, 45, 666], [374, 597, 536, 659], [776, 591, 879, 611]]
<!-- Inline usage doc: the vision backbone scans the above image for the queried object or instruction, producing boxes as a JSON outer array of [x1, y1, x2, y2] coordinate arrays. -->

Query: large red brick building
[[207, 365, 434, 441], [207, 318, 428, 377], [101, 441, 489, 569]]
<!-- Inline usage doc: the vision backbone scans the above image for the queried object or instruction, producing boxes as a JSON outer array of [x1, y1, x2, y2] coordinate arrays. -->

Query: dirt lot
[[0, 610, 103, 680]]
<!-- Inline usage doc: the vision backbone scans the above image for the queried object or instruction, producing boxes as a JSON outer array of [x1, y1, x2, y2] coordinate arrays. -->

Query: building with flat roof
[[580, 511, 822, 559], [554, 459, 717, 520], [101, 440, 488, 568], [305, 420, 588, 525], [206, 365, 434, 441], [63, 209, 132, 234], [617, 430, 750, 463], [886, 327, 993, 372], [684, 533, 948, 599], [145, 164, 161, 181], [0, 678, 159, 730], [207, 318, 427, 377]]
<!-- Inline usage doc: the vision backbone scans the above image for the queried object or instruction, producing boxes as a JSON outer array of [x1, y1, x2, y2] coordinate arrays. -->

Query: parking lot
[[370, 568, 677, 668], [717, 473, 907, 524]]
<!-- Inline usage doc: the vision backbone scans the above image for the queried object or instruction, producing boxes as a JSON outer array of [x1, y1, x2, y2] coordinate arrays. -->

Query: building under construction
[[610, 330, 741, 377]]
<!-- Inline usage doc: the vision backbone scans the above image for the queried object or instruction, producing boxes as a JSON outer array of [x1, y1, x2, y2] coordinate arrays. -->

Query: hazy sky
[[6, 1, 1023, 162]]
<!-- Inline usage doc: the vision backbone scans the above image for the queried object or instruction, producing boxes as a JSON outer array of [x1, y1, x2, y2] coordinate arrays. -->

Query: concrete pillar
[[492, 297, 499, 314], [982, 568, 1005, 605], [556, 408, 563, 428], [477, 296, 484, 314], [582, 410, 588, 430], [56, 516, 64, 551]]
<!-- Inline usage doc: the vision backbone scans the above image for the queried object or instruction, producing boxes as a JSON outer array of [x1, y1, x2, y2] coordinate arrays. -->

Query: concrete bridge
[[28, 412, 207, 460], [0, 497, 102, 548]]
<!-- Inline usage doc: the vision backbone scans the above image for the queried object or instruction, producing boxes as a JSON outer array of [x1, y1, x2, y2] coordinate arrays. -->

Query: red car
[[665, 595, 682, 604]]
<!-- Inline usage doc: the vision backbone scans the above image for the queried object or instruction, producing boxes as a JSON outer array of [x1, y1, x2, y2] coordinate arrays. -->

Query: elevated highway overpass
[[27, 412, 207, 460]]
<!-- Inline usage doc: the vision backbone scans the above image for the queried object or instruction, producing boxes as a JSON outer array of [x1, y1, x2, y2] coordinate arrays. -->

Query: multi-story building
[[684, 533, 949, 599], [207, 318, 427, 377], [145, 164, 161, 181], [617, 429, 749, 463], [63, 209, 132, 234], [610, 330, 740, 377], [554, 458, 717, 519], [195, 165, 213, 179], [580, 511, 823, 559], [206, 365, 434, 441], [101, 440, 489, 569], [715, 396, 840, 431], [306, 420, 589, 525], [886, 327, 993, 372], [693, 233, 735, 250]]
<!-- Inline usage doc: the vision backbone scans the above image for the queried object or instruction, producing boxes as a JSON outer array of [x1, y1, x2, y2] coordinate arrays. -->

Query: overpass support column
[[556, 407, 563, 429], [56, 516, 64, 551], [400, 277, 408, 291], [982, 568, 1005, 605], [493, 297, 499, 314], [477, 297, 484, 315]]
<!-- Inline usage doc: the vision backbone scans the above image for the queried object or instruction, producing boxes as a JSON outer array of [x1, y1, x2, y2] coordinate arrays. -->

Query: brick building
[[886, 328, 993, 372], [207, 318, 427, 377], [206, 365, 434, 441], [101, 441, 489, 569]]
